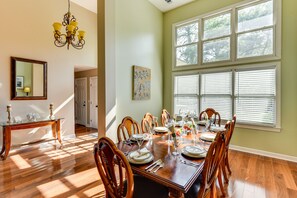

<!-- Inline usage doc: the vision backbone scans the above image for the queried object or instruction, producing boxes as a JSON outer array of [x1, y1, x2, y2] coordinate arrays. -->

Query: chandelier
[[52, 0, 85, 50]]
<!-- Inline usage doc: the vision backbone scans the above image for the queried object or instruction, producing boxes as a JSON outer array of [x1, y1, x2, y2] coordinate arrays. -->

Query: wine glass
[[135, 135, 144, 152], [165, 119, 174, 144], [172, 137, 179, 156]]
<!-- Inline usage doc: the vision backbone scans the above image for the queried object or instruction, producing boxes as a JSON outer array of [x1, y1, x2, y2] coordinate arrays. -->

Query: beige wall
[[0, 0, 97, 145], [163, 0, 297, 157], [113, 0, 164, 141], [75, 69, 97, 125]]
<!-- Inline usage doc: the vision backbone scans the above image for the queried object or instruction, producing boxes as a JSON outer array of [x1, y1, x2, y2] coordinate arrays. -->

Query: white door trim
[[90, 76, 98, 129], [75, 77, 88, 126]]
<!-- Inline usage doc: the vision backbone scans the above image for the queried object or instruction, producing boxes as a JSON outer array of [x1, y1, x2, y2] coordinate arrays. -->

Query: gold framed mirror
[[11, 57, 47, 100]]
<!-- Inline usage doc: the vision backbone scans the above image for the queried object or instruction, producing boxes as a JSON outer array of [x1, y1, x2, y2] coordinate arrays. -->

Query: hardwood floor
[[0, 127, 296, 198]]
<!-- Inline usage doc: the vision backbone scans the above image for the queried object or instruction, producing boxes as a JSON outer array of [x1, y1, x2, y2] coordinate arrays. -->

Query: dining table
[[117, 125, 221, 198]]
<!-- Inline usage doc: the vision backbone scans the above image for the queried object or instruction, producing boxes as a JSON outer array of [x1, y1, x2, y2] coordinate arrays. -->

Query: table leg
[[168, 188, 183, 198], [2, 127, 11, 160], [56, 119, 62, 145], [51, 122, 57, 139], [0, 127, 6, 156]]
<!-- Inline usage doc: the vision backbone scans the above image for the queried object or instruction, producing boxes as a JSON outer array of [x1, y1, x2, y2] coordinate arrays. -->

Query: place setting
[[126, 134, 153, 164], [181, 145, 207, 159]]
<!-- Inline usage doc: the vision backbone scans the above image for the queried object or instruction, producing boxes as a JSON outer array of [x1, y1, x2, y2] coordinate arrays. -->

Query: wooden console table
[[0, 118, 62, 160]]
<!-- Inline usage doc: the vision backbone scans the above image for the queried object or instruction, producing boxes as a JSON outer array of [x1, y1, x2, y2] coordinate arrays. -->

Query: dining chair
[[185, 131, 226, 198], [117, 116, 141, 142], [94, 137, 134, 198], [141, 113, 158, 133], [224, 115, 236, 175], [161, 109, 171, 127], [217, 121, 232, 197], [199, 108, 221, 126], [94, 137, 168, 198]]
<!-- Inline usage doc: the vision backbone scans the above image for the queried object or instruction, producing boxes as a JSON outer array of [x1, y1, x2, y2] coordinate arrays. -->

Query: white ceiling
[[148, 0, 195, 12], [71, 0, 195, 14], [71, 0, 97, 14]]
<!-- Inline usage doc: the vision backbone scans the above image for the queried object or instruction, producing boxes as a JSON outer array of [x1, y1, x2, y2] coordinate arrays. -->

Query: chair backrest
[[94, 137, 134, 198], [199, 108, 221, 126], [225, 115, 236, 148], [141, 113, 158, 133], [117, 116, 141, 142], [198, 131, 226, 197], [161, 109, 171, 127]]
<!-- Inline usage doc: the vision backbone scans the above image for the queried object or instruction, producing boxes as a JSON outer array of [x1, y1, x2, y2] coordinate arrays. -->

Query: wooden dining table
[[117, 130, 214, 198]]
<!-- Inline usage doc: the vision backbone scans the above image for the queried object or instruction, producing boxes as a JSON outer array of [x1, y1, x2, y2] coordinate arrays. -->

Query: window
[[201, 72, 232, 119], [203, 13, 231, 63], [173, 64, 278, 127], [175, 22, 199, 66], [174, 75, 199, 115], [173, 0, 279, 68], [237, 0, 274, 59], [235, 68, 276, 125], [172, 0, 281, 129]]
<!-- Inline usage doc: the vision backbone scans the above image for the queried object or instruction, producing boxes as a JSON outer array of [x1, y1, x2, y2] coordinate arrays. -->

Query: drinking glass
[[136, 136, 144, 152], [172, 139, 179, 156], [191, 126, 198, 145]]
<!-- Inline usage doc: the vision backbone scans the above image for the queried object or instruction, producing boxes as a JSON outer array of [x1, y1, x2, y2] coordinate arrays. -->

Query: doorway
[[74, 78, 87, 126]]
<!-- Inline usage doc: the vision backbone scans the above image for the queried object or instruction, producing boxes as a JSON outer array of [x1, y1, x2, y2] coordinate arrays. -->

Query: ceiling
[[148, 0, 195, 12], [71, 0, 97, 14], [71, 0, 195, 14]]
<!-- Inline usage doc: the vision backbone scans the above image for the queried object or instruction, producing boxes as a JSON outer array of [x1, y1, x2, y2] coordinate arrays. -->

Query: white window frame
[[172, 0, 281, 71], [172, 62, 281, 132]]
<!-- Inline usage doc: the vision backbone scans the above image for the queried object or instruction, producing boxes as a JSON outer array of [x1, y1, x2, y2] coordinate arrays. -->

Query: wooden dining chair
[[141, 113, 158, 133], [185, 131, 226, 198], [94, 137, 168, 198], [161, 109, 171, 127], [94, 137, 134, 198], [224, 115, 236, 175], [199, 108, 221, 126], [117, 116, 141, 142]]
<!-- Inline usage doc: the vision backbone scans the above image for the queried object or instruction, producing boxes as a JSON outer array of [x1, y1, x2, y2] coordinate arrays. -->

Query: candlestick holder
[[7, 105, 12, 123], [49, 103, 55, 120]]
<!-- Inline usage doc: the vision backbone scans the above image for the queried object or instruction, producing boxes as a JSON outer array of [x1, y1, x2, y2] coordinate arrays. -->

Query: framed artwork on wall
[[132, 65, 151, 100], [16, 76, 24, 89]]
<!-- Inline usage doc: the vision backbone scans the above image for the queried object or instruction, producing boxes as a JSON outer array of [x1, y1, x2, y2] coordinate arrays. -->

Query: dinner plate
[[130, 134, 149, 141], [197, 120, 207, 125], [181, 147, 206, 158], [200, 133, 216, 142], [127, 151, 154, 164], [154, 127, 168, 133], [184, 145, 205, 155]]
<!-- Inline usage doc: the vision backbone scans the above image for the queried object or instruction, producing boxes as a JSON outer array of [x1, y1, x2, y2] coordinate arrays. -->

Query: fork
[[153, 162, 164, 173], [147, 160, 162, 172]]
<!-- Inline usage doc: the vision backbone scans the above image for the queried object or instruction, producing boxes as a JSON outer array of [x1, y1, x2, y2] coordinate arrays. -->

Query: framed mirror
[[11, 57, 47, 100]]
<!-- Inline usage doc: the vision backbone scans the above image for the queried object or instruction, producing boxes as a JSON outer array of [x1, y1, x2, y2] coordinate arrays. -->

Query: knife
[[145, 159, 161, 170]]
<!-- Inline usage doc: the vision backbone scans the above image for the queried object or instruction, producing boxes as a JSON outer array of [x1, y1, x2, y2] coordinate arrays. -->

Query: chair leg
[[225, 152, 232, 175], [218, 167, 226, 197], [222, 161, 229, 184]]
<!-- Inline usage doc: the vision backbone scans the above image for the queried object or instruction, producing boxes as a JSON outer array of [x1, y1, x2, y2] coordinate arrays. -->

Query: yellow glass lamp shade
[[70, 21, 78, 27], [53, 22, 62, 31], [67, 25, 75, 33], [24, 87, 30, 96], [77, 30, 85, 40]]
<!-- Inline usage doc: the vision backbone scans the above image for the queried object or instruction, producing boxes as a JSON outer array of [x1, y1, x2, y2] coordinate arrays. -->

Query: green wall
[[163, 0, 297, 157], [115, 0, 163, 124]]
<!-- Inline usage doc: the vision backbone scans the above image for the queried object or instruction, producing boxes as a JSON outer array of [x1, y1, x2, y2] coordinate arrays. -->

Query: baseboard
[[230, 145, 297, 163]]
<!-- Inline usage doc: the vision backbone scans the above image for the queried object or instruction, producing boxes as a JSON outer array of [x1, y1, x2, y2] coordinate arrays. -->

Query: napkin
[[185, 145, 205, 155], [130, 148, 151, 161]]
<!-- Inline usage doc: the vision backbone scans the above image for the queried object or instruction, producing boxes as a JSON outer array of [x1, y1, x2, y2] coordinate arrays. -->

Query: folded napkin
[[185, 145, 205, 155], [200, 133, 216, 141], [210, 125, 225, 132], [130, 148, 151, 161]]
